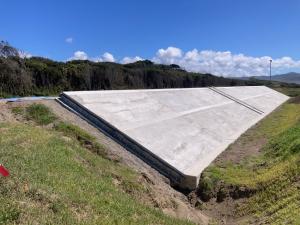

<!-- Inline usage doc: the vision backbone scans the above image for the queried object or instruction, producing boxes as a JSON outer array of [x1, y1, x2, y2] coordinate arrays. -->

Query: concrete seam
[[209, 87, 264, 114]]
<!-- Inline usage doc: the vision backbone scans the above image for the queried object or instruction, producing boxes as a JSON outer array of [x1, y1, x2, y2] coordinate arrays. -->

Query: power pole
[[269, 59, 272, 81]]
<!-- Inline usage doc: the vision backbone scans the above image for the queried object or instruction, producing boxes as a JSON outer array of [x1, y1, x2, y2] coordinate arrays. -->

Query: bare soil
[[213, 133, 266, 167], [201, 198, 250, 225], [0, 100, 209, 225], [0, 102, 18, 122], [288, 96, 300, 104]]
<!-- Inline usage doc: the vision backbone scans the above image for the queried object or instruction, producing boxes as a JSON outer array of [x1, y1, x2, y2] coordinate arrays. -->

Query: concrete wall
[[59, 86, 289, 189]]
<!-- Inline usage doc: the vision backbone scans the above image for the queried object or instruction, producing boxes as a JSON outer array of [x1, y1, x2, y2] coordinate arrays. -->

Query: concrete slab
[[59, 86, 289, 189]]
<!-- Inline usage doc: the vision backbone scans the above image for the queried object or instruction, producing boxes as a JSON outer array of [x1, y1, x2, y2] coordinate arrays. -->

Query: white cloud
[[153, 47, 300, 77], [69, 51, 88, 60], [67, 47, 300, 77], [101, 52, 115, 62], [68, 51, 115, 62], [92, 52, 115, 62], [153, 46, 182, 64], [65, 37, 73, 44], [121, 56, 143, 64]]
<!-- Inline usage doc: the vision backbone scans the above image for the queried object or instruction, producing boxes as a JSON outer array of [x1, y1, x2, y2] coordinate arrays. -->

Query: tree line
[[0, 56, 263, 97]]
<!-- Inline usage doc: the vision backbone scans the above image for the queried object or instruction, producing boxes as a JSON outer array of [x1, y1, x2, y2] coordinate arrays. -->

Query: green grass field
[[0, 104, 194, 225], [273, 86, 300, 97]]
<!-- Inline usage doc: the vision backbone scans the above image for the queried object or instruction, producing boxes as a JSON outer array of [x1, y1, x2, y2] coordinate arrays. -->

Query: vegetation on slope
[[272, 86, 300, 97], [0, 56, 251, 98], [0, 104, 194, 225], [200, 99, 300, 224], [247, 72, 300, 85]]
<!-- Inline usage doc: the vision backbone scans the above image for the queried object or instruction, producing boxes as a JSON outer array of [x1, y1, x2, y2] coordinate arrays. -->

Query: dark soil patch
[[288, 96, 300, 104]]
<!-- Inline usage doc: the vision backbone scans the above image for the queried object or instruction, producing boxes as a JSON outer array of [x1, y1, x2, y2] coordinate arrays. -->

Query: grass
[[0, 122, 194, 225], [273, 86, 300, 97], [25, 103, 57, 125], [10, 106, 24, 116], [202, 100, 300, 224], [54, 122, 109, 159], [1, 104, 195, 224], [12, 103, 58, 125], [255, 103, 300, 138]]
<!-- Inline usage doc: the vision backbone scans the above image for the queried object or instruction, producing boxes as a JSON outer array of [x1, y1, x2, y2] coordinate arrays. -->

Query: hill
[[261, 72, 300, 84], [0, 55, 261, 98], [234, 72, 300, 84], [0, 57, 248, 98]]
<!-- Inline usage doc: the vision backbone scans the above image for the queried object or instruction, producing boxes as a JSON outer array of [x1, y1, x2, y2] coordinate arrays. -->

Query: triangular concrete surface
[[59, 86, 289, 189]]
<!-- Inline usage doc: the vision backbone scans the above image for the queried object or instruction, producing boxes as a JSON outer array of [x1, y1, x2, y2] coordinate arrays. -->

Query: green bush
[[197, 176, 214, 201]]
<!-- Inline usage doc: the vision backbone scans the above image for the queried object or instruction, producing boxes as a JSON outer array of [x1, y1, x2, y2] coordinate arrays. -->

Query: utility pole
[[269, 59, 272, 81]]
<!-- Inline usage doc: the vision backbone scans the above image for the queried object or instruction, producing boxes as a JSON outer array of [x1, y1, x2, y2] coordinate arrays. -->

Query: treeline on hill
[[0, 56, 264, 97], [1, 40, 299, 97]]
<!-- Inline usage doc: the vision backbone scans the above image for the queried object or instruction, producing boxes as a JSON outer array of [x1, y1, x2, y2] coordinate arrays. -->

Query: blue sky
[[1, 0, 300, 76]]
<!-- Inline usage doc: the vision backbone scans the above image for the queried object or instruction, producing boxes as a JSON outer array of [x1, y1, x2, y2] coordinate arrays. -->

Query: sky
[[1, 0, 300, 77]]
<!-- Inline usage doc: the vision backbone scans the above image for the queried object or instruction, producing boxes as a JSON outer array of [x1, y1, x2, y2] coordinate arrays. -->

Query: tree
[[0, 41, 19, 58]]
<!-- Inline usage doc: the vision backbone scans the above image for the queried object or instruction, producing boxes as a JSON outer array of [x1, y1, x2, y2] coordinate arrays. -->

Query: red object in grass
[[0, 164, 9, 177]]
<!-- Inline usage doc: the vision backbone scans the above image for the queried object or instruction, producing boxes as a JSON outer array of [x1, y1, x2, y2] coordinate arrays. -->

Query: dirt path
[[0, 100, 209, 225], [213, 130, 267, 167]]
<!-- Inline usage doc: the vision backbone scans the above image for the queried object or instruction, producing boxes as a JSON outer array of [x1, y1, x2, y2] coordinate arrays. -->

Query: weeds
[[11, 106, 24, 115], [25, 103, 57, 125], [54, 122, 108, 159]]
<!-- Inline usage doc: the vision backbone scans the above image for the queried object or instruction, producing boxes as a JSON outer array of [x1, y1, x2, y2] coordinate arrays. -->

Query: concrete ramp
[[59, 86, 288, 189]]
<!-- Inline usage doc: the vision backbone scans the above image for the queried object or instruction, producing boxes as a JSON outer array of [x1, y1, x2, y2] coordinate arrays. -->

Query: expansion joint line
[[208, 86, 264, 115]]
